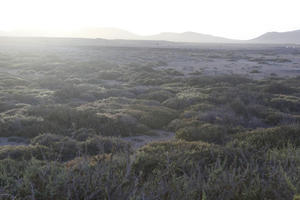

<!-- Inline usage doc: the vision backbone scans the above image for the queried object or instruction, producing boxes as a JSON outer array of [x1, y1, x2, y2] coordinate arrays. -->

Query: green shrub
[[175, 123, 227, 144], [234, 125, 300, 149], [270, 95, 300, 112], [230, 98, 248, 117], [31, 133, 130, 161], [250, 69, 261, 73], [163, 90, 209, 109], [133, 141, 222, 176], [264, 82, 297, 94], [133, 140, 258, 178], [0, 75, 28, 88], [138, 90, 174, 102], [81, 136, 130, 155], [187, 75, 252, 87], [0, 145, 51, 160], [128, 105, 178, 129], [167, 118, 203, 132], [0, 115, 45, 138], [71, 128, 98, 141], [96, 71, 122, 80], [26, 105, 119, 136], [31, 134, 79, 161]]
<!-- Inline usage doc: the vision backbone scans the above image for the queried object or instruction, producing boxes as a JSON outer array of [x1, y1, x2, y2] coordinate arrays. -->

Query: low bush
[[133, 141, 223, 176], [81, 136, 130, 155], [270, 95, 300, 112], [138, 90, 174, 102], [234, 125, 300, 149], [128, 104, 178, 129], [163, 94, 208, 110], [0, 145, 51, 160], [31, 133, 130, 161], [132, 140, 265, 179], [0, 115, 45, 138], [263, 82, 297, 94], [175, 123, 227, 144]]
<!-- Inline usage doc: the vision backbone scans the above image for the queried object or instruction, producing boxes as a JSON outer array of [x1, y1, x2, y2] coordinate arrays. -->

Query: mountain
[[80, 29, 237, 43], [1, 27, 300, 44], [250, 30, 300, 44], [145, 31, 237, 43], [0, 28, 237, 43]]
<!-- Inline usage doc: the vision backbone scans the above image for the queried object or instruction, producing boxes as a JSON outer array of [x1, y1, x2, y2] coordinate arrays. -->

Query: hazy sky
[[0, 0, 300, 39]]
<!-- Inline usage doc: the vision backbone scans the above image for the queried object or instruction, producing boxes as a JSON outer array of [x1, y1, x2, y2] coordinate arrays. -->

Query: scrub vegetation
[[1, 41, 300, 199]]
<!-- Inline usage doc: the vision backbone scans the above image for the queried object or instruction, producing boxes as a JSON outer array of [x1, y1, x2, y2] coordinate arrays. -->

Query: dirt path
[[122, 130, 175, 150]]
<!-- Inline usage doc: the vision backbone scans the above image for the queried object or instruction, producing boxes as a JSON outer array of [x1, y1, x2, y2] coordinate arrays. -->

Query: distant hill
[[1, 27, 300, 44], [82, 29, 238, 43], [250, 30, 300, 44], [0, 36, 183, 48], [145, 31, 237, 43], [0, 28, 237, 43]]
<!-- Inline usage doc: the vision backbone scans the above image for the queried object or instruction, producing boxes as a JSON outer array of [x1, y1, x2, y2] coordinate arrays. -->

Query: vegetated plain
[[1, 38, 300, 199]]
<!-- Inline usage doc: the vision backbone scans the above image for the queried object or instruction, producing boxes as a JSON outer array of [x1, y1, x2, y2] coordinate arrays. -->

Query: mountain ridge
[[144, 31, 237, 43], [250, 30, 300, 44], [1, 27, 300, 44]]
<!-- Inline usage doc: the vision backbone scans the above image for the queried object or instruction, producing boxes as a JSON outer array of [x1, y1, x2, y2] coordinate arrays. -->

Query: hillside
[[145, 31, 237, 43], [0, 28, 237, 43], [250, 30, 300, 44]]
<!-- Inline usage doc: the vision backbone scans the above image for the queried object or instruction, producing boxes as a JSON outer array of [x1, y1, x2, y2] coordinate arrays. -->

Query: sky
[[0, 0, 300, 40]]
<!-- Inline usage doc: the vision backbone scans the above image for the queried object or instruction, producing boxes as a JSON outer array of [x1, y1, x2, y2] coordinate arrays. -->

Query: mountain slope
[[250, 30, 300, 44], [145, 32, 237, 43]]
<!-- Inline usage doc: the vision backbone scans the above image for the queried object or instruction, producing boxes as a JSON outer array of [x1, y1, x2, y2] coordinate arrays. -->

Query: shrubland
[[1, 45, 300, 199]]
